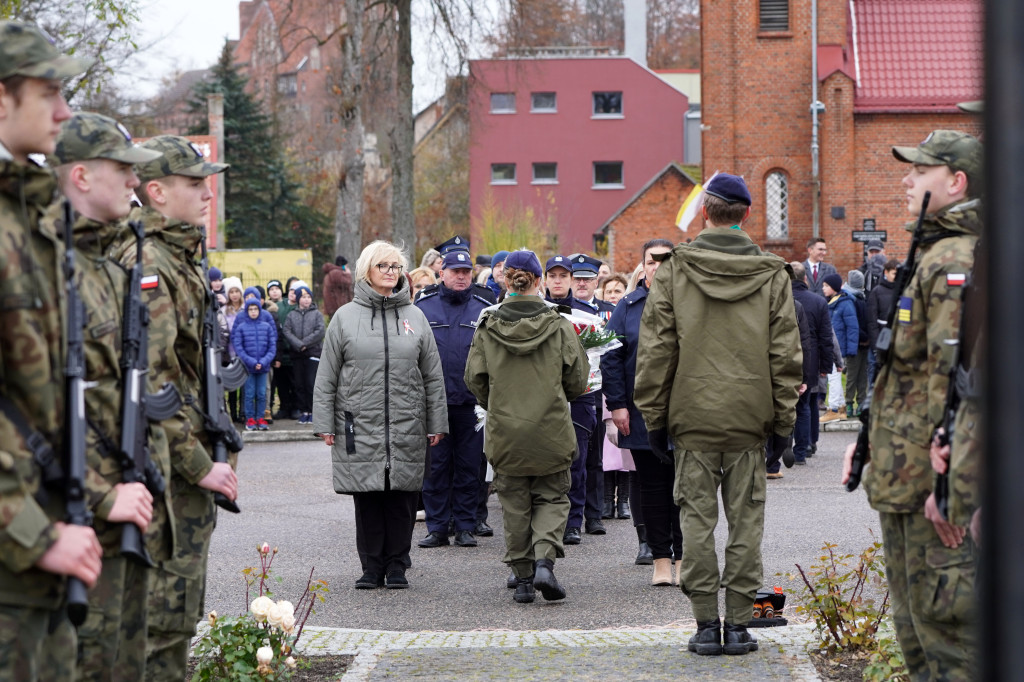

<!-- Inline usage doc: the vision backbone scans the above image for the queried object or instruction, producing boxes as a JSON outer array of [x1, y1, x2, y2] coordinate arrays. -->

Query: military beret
[[704, 173, 752, 206], [892, 130, 982, 181], [0, 21, 92, 82], [505, 250, 542, 277], [51, 112, 162, 166], [442, 250, 473, 270], [135, 135, 228, 183]]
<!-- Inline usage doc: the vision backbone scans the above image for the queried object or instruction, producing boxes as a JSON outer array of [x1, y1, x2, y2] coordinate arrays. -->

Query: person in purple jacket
[[232, 296, 278, 431]]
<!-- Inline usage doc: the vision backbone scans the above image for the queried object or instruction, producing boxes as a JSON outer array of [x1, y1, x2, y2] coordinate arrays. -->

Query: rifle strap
[[184, 393, 220, 436], [85, 414, 129, 468], [0, 394, 63, 497]]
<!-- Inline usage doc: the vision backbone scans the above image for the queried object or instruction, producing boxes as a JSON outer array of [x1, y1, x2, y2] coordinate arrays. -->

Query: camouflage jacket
[[0, 156, 67, 608], [116, 207, 212, 572], [865, 198, 981, 513]]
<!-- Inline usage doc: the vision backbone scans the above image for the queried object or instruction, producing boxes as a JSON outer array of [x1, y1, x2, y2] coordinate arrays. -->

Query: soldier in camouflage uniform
[[0, 21, 103, 682], [843, 130, 982, 681], [50, 112, 167, 681], [117, 135, 235, 681]]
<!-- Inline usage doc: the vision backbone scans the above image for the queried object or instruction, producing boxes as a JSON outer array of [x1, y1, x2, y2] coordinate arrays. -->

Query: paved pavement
[[200, 429, 879, 681]]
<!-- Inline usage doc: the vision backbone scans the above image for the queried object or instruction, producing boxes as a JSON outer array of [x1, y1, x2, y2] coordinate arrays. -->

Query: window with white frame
[[491, 163, 517, 184], [531, 92, 557, 112], [593, 91, 623, 116], [765, 171, 789, 239], [490, 92, 516, 113], [593, 162, 624, 187], [532, 162, 558, 184]]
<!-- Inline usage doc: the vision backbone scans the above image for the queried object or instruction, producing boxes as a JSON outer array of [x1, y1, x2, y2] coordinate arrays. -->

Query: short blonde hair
[[356, 240, 409, 283], [407, 266, 435, 287]]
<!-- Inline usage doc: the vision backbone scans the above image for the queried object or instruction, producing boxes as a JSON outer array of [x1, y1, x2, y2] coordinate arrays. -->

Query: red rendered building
[[468, 54, 690, 255]]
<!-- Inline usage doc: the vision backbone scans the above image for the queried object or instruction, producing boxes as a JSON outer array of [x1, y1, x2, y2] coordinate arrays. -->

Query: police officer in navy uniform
[[570, 253, 616, 532], [544, 255, 603, 543], [416, 248, 493, 548], [419, 236, 497, 306]]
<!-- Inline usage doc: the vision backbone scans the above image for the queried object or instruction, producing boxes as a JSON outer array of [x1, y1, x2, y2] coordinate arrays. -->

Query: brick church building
[[701, 0, 982, 274]]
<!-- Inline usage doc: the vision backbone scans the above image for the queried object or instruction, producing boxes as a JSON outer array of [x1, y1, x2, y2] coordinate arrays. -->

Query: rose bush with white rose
[[191, 542, 330, 681]]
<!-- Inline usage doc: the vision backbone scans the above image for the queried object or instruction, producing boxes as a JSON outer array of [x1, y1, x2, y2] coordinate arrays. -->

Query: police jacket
[[792, 280, 834, 378], [415, 283, 491, 406], [600, 285, 653, 450]]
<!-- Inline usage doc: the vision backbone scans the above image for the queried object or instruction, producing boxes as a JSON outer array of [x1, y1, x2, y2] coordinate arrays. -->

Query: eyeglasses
[[375, 263, 404, 274]]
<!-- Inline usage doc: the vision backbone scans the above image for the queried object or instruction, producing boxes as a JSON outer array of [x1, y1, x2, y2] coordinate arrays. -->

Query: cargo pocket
[[344, 411, 356, 454], [557, 468, 571, 495], [750, 449, 767, 503], [923, 542, 976, 626]]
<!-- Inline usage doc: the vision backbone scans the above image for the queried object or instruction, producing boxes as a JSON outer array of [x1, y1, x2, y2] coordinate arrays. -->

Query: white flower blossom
[[250, 596, 274, 621], [285, 656, 297, 669], [280, 612, 296, 633], [276, 599, 294, 616], [256, 646, 273, 665], [266, 602, 285, 627], [260, 542, 271, 555]]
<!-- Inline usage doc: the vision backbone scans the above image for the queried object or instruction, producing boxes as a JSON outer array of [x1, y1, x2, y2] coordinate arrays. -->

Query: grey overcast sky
[[128, 0, 496, 110]]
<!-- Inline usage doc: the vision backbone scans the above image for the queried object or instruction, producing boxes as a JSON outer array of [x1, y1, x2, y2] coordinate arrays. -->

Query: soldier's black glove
[[772, 433, 795, 469], [648, 427, 672, 466]]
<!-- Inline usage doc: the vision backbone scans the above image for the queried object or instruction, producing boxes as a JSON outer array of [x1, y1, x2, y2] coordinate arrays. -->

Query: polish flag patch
[[946, 273, 966, 287], [140, 275, 159, 290]]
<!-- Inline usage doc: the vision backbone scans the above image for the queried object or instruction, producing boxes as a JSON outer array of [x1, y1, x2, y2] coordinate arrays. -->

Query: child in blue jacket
[[232, 296, 278, 430]]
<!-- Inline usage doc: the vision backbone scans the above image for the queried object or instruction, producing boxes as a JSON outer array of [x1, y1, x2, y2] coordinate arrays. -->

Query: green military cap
[[957, 100, 983, 113], [134, 135, 229, 183], [0, 21, 92, 81], [892, 130, 982, 180], [50, 112, 163, 166]]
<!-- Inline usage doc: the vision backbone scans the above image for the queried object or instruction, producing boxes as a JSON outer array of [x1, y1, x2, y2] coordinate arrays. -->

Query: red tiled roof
[[853, 0, 982, 112]]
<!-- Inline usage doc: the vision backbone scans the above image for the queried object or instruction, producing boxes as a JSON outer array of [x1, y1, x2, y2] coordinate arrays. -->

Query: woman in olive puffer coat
[[313, 241, 448, 590]]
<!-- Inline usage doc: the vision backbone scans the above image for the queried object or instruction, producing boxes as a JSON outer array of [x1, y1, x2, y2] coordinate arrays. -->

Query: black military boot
[[603, 473, 615, 518], [513, 576, 535, 604], [723, 622, 759, 655], [533, 559, 566, 601], [687, 619, 723, 656]]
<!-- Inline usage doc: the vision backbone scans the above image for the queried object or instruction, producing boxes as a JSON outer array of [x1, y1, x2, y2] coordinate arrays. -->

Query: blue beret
[[504, 250, 542, 277], [704, 173, 752, 206]]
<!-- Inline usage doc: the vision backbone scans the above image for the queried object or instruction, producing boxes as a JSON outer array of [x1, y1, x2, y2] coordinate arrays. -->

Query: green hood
[[675, 228, 788, 302], [480, 296, 565, 355]]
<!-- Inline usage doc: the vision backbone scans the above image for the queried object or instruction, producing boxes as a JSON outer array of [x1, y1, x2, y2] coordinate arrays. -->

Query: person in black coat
[[766, 298, 813, 477], [789, 262, 834, 463], [865, 258, 899, 386]]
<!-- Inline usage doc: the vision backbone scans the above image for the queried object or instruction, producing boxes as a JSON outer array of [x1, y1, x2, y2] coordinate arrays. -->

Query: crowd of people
[[0, 17, 982, 680]]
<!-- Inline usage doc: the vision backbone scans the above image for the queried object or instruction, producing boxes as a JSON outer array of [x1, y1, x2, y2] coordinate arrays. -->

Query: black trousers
[[631, 448, 682, 561], [351, 486, 418, 575], [292, 356, 318, 413], [585, 406, 606, 523], [272, 361, 296, 413]]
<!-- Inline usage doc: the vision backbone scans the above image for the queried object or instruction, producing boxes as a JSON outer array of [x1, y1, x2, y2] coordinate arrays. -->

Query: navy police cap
[[545, 255, 571, 273], [704, 173, 752, 206], [569, 253, 601, 279], [436, 235, 470, 256], [442, 250, 474, 270]]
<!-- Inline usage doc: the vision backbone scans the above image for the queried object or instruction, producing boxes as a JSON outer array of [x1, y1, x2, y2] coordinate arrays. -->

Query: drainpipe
[[811, 0, 821, 238]]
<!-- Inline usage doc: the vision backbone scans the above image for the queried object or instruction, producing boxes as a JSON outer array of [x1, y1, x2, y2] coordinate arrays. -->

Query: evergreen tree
[[188, 41, 329, 250]]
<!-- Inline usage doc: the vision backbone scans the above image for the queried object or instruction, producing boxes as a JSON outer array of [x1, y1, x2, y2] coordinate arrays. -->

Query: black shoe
[[688, 619, 723, 656], [506, 571, 518, 589], [723, 622, 758, 655], [417, 531, 449, 548], [290, 410, 302, 420], [563, 527, 582, 545], [385, 570, 409, 589], [807, 443, 817, 457], [602, 500, 614, 519], [585, 519, 606, 535], [782, 444, 795, 468], [273, 410, 287, 420], [355, 572, 382, 589], [513, 577, 535, 603], [616, 501, 631, 519], [474, 521, 494, 537], [794, 459, 807, 465], [453, 530, 477, 547], [635, 541, 654, 565], [533, 559, 566, 601]]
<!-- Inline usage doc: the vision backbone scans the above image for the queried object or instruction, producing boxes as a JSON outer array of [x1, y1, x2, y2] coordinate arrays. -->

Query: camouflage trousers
[[673, 447, 766, 625], [493, 468, 571, 579], [0, 603, 76, 681], [76, 557, 149, 682], [144, 561, 208, 682], [878, 511, 977, 682]]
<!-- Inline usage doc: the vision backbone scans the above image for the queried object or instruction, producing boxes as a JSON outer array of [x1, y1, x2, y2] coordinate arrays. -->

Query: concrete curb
[[821, 420, 860, 432]]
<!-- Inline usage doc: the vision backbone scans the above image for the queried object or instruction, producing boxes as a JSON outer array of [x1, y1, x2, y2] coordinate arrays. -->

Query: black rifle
[[118, 220, 182, 566], [848, 191, 931, 493], [199, 233, 246, 513], [62, 200, 92, 626]]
